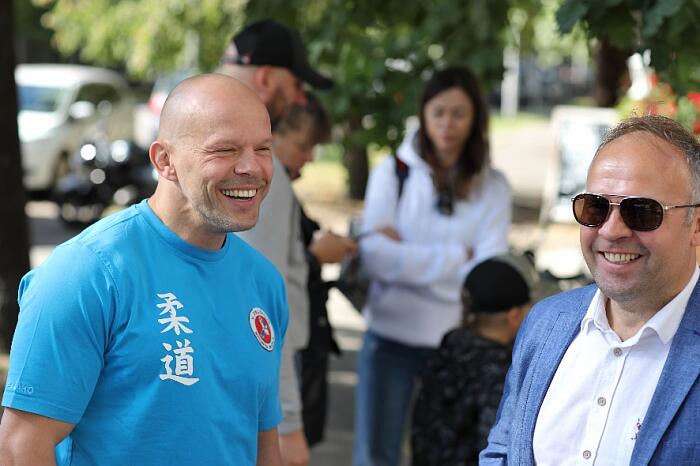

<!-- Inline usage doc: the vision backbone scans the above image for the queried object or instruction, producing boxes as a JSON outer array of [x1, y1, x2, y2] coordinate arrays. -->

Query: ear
[[505, 307, 521, 326], [149, 140, 177, 182], [253, 66, 274, 99], [690, 209, 700, 248], [506, 304, 529, 329]]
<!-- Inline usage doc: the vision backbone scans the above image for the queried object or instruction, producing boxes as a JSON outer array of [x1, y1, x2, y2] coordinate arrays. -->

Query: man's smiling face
[[168, 78, 274, 235], [581, 131, 700, 311]]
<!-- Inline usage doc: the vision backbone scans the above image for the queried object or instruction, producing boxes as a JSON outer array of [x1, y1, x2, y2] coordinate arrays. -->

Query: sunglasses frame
[[571, 193, 700, 231]]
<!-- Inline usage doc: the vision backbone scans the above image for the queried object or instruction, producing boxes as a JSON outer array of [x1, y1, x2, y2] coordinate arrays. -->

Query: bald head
[[158, 73, 270, 143], [147, 72, 275, 248]]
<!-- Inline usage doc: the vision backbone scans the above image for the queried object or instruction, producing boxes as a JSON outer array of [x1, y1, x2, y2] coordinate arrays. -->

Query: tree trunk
[[0, 0, 31, 352], [344, 116, 369, 200], [593, 39, 630, 107]]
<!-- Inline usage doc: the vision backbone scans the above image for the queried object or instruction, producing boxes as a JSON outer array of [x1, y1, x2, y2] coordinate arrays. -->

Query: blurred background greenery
[[15, 0, 700, 198]]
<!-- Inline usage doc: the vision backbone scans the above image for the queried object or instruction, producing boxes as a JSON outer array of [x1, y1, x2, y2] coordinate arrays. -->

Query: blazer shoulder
[[521, 284, 596, 333]]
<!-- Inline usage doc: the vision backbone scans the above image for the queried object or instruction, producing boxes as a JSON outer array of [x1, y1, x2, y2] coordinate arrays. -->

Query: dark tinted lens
[[620, 197, 663, 231], [573, 194, 610, 227]]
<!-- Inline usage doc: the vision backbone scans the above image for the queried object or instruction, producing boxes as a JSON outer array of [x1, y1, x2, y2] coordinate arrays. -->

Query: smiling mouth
[[602, 252, 641, 264], [221, 188, 257, 200]]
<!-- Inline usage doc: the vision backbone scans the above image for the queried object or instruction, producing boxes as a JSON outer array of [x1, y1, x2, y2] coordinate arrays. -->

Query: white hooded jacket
[[359, 130, 512, 347]]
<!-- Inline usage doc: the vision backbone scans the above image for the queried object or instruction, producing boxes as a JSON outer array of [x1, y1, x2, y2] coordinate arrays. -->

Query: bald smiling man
[[0, 74, 288, 466]]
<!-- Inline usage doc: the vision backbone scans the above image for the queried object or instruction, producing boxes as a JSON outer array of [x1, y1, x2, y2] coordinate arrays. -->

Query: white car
[[16, 64, 135, 191]]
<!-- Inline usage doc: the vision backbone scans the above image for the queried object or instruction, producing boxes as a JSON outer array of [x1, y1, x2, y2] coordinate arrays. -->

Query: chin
[[230, 218, 258, 232]]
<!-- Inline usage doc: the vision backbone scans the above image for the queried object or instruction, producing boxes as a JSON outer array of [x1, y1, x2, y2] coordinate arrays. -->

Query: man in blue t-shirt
[[0, 74, 288, 465]]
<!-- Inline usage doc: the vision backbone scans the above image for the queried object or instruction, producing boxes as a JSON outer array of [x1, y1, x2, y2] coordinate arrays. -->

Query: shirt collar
[[581, 266, 700, 345]]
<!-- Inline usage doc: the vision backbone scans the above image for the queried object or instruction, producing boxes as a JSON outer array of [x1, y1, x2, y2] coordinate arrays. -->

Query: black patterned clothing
[[411, 328, 512, 466]]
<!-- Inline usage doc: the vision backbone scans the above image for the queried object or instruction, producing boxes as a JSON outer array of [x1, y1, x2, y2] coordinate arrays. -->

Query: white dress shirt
[[533, 267, 699, 465]]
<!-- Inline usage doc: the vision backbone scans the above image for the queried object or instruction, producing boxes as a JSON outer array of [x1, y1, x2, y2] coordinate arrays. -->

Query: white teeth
[[222, 189, 256, 199], [604, 252, 640, 264]]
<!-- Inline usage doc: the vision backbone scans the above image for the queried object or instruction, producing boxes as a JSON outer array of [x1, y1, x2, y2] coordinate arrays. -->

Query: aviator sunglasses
[[572, 193, 700, 232]]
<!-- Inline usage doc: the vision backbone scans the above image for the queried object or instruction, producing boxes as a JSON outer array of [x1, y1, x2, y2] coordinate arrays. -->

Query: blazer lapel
[[631, 281, 700, 464]]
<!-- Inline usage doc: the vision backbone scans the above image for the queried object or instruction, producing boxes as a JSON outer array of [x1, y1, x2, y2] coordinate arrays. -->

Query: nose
[[597, 204, 633, 240], [233, 147, 264, 177]]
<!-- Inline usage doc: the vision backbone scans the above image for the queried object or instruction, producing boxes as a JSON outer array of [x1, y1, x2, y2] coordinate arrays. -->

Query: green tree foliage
[[33, 0, 247, 78], [245, 0, 515, 196], [247, 0, 510, 150], [556, 0, 700, 95], [33, 0, 533, 197]]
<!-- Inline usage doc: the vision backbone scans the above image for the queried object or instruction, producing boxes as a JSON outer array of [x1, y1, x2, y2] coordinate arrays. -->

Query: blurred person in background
[[220, 19, 332, 127], [411, 255, 535, 466], [222, 20, 353, 466], [278, 95, 355, 450], [239, 94, 356, 466], [353, 66, 512, 466]]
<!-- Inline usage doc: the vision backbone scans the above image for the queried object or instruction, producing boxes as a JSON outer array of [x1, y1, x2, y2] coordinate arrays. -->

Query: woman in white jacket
[[353, 66, 512, 466]]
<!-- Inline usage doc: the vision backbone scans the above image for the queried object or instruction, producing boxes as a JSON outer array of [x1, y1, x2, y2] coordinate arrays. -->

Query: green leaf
[[556, 0, 589, 34], [643, 0, 685, 37]]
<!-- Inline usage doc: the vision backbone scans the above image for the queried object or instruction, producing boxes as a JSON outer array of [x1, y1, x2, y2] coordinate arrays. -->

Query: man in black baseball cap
[[220, 20, 333, 126], [220, 19, 337, 466]]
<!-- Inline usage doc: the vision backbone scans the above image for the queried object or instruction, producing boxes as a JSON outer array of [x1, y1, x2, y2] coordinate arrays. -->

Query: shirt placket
[[576, 337, 629, 464]]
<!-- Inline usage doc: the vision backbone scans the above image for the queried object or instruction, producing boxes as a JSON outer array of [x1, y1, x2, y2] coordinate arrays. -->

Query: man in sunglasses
[[482, 115, 700, 465]]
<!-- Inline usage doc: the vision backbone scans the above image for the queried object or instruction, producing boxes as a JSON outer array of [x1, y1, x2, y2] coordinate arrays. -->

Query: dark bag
[[334, 154, 409, 312], [299, 207, 340, 447]]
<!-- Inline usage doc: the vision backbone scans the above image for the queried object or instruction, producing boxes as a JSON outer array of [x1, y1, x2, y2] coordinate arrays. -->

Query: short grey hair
[[595, 115, 700, 222]]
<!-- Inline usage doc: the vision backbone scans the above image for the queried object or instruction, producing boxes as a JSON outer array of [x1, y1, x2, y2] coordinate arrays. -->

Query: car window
[[18, 85, 67, 112], [75, 83, 122, 105]]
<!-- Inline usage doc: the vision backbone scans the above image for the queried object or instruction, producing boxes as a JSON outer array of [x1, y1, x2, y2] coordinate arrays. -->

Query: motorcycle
[[53, 138, 157, 226]]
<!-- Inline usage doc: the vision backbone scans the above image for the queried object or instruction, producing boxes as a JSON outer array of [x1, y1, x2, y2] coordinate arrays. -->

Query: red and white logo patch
[[249, 307, 275, 351]]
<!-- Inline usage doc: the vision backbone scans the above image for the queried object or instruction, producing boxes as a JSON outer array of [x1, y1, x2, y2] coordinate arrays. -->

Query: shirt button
[[583, 450, 592, 460], [613, 347, 623, 357], [597, 397, 607, 406]]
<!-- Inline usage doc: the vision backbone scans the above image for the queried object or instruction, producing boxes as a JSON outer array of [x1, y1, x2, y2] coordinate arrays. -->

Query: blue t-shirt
[[2, 200, 288, 465]]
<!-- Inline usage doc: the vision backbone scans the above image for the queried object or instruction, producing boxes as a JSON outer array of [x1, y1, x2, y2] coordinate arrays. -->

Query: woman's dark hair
[[417, 66, 490, 201]]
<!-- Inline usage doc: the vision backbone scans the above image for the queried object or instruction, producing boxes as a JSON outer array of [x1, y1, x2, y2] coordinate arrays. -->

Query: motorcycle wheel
[[56, 195, 105, 227]]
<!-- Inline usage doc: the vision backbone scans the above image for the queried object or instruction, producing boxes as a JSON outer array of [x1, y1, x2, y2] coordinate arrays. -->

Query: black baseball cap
[[463, 256, 532, 313], [223, 20, 333, 90]]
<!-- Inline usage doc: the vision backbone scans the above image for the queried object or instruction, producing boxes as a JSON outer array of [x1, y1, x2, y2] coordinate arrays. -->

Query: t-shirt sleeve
[[2, 241, 116, 424], [257, 269, 289, 432]]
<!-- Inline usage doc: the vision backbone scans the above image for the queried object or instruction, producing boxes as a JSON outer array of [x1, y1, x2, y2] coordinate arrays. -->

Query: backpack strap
[[392, 153, 410, 199]]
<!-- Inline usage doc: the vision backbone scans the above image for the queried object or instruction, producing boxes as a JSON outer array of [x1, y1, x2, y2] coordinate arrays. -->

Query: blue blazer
[[480, 283, 700, 465]]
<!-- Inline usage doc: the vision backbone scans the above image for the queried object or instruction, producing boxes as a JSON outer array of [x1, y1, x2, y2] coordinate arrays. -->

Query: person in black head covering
[[411, 255, 536, 466]]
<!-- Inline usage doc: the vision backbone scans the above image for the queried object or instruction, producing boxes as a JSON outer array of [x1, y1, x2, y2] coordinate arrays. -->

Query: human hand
[[377, 226, 401, 241], [309, 231, 357, 264], [279, 429, 310, 466]]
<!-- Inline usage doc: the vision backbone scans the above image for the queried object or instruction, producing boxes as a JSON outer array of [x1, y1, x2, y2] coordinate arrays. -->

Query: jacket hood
[[396, 127, 430, 171]]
